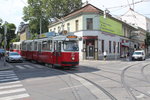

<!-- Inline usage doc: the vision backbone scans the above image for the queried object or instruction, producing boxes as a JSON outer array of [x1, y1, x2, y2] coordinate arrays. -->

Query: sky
[[0, 0, 150, 32]]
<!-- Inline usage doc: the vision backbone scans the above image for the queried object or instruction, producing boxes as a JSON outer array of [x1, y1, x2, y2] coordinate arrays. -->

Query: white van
[[132, 50, 146, 61]]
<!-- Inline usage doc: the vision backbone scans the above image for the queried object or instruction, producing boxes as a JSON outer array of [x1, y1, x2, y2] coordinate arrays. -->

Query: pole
[[4, 21, 7, 66], [115, 44, 118, 60], [129, 37, 132, 61], [40, 18, 42, 37]]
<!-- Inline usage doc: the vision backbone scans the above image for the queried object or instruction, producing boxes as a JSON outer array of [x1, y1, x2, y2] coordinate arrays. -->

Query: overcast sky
[[0, 0, 150, 31]]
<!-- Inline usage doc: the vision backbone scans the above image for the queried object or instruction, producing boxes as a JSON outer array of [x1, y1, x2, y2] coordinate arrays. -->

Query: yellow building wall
[[49, 16, 83, 33], [20, 32, 27, 41]]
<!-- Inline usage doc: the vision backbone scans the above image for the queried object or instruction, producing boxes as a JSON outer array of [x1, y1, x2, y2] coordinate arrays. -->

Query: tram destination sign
[[67, 35, 78, 39]]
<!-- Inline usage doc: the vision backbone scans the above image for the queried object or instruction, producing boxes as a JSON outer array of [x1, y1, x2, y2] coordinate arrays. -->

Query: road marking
[[0, 78, 19, 82], [16, 65, 26, 69], [0, 71, 14, 74], [0, 73, 16, 77], [24, 65, 34, 69], [0, 81, 21, 86], [34, 64, 43, 68], [135, 94, 145, 98], [0, 70, 30, 99], [0, 88, 26, 95], [0, 75, 18, 79], [0, 84, 23, 90], [0, 93, 30, 100]]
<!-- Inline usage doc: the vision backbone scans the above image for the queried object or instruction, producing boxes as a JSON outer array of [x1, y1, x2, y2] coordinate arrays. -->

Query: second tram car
[[12, 34, 79, 67], [10, 42, 21, 54]]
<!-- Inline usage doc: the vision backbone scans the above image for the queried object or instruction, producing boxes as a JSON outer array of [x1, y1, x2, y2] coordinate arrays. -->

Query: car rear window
[[9, 52, 19, 55]]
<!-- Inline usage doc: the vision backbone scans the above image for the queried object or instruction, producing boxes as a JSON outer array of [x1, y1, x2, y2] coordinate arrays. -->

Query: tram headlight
[[71, 57, 75, 60]]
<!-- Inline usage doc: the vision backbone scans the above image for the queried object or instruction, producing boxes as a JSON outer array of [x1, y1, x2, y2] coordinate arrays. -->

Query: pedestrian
[[103, 50, 107, 61]]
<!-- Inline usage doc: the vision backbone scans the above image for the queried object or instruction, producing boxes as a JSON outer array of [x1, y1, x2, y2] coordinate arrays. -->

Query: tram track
[[141, 64, 150, 83], [47, 67, 118, 100], [121, 62, 150, 100], [57, 74, 82, 100], [25, 60, 150, 100], [64, 62, 150, 100]]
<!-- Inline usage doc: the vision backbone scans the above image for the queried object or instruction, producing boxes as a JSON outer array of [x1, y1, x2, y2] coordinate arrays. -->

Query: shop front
[[121, 39, 129, 57], [82, 36, 98, 60]]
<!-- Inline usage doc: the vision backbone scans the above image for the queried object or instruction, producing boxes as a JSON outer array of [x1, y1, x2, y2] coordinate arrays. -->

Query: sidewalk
[[0, 57, 13, 71]]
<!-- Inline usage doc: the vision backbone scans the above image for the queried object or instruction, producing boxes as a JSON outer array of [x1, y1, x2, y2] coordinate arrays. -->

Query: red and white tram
[[11, 35, 79, 67], [10, 42, 21, 54]]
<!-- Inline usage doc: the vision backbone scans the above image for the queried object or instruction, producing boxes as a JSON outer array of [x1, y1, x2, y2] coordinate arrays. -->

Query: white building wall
[[146, 18, 150, 32], [74, 31, 84, 60], [121, 10, 148, 31], [75, 31, 121, 60]]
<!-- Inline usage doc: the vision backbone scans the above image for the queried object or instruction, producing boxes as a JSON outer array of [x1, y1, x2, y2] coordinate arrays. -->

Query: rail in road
[[49, 61, 150, 100], [121, 62, 150, 100], [9, 60, 150, 100]]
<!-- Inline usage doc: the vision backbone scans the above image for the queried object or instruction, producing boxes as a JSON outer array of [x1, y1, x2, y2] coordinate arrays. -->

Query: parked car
[[6, 52, 23, 62], [132, 50, 145, 61]]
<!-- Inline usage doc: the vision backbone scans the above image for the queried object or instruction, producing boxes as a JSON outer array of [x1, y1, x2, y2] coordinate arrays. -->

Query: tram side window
[[27, 43, 30, 51], [38, 43, 41, 52], [34, 42, 37, 51], [22, 43, 26, 50], [57, 42, 61, 52], [42, 41, 47, 51], [13, 44, 16, 49], [48, 40, 52, 51], [16, 45, 19, 50], [29, 43, 32, 51]]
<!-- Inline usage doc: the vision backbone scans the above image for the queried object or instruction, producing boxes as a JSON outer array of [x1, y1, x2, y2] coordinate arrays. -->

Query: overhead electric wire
[[20, 0, 28, 6], [107, 0, 145, 9]]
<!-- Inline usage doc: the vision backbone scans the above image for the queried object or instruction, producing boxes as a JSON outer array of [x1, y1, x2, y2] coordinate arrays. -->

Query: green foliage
[[0, 20, 16, 49], [30, 33, 38, 40], [11, 35, 20, 42], [23, 0, 82, 34]]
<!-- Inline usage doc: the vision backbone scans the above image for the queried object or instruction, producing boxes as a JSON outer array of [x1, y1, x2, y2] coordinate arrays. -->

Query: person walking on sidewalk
[[103, 50, 107, 61]]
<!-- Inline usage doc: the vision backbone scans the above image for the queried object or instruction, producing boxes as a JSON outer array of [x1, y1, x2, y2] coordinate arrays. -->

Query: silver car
[[6, 52, 23, 62]]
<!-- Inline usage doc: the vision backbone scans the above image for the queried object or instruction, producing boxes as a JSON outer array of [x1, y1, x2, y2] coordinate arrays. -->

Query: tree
[[23, 0, 82, 35], [5, 23, 16, 49], [0, 21, 16, 49], [0, 19, 4, 48]]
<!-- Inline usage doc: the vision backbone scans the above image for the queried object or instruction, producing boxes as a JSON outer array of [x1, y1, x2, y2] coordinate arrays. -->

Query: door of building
[[87, 45, 94, 59]]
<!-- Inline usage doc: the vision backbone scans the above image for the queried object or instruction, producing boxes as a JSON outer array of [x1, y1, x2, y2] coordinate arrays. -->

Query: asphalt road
[[0, 59, 150, 100]]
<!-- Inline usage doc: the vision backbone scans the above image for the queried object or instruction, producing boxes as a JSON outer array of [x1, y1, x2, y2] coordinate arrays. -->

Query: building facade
[[18, 24, 31, 41], [121, 9, 150, 32], [48, 4, 143, 60], [121, 9, 149, 54]]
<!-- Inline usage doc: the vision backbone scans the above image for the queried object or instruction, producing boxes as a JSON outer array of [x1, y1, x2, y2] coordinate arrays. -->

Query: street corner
[[0, 62, 14, 71]]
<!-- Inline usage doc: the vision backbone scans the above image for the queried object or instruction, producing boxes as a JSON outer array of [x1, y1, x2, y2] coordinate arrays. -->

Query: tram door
[[87, 45, 94, 59], [53, 41, 62, 65]]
